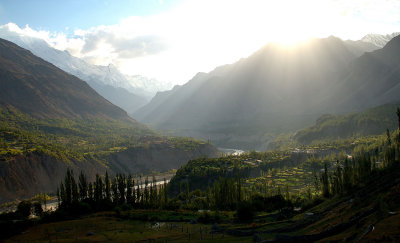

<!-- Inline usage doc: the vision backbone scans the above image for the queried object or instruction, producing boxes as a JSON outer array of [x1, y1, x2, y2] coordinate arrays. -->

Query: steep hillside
[[0, 38, 130, 120], [136, 36, 400, 150], [294, 104, 399, 144], [0, 27, 152, 113], [135, 37, 362, 149], [326, 35, 400, 113]]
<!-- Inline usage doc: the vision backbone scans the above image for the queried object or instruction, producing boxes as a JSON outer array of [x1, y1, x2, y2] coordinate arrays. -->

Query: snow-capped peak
[[0, 27, 173, 99], [361, 32, 400, 48]]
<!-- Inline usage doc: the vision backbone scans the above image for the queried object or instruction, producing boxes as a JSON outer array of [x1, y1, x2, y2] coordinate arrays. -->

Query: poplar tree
[[78, 171, 88, 201], [321, 163, 330, 198], [112, 177, 119, 204], [126, 175, 133, 205], [117, 174, 126, 204], [105, 171, 111, 202]]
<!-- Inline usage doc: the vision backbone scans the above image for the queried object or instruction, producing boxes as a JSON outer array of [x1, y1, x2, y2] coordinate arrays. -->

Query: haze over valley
[[1, 1, 400, 242]]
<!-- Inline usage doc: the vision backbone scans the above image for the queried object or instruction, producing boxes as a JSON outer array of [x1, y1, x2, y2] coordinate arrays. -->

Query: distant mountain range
[[134, 34, 400, 150], [361, 32, 400, 48], [0, 24, 174, 114]]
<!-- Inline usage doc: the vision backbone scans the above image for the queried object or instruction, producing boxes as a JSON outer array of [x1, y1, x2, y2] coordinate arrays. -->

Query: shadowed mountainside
[[0, 38, 130, 120], [135, 36, 390, 150]]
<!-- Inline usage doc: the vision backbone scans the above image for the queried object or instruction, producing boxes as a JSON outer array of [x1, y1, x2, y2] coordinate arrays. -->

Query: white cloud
[[1, 0, 400, 84]]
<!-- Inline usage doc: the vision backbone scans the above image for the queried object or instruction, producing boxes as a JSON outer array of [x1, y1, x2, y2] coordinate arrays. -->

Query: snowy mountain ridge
[[361, 32, 400, 48], [0, 24, 173, 100]]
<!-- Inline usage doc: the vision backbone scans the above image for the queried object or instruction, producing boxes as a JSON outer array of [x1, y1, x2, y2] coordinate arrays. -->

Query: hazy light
[[2, 0, 400, 84]]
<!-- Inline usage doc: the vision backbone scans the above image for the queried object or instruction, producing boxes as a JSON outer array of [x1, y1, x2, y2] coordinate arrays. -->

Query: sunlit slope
[[293, 104, 400, 144], [135, 37, 382, 149]]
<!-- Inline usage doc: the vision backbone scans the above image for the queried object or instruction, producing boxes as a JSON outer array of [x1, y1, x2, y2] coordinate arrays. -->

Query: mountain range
[[134, 34, 400, 150], [361, 32, 400, 48], [0, 24, 174, 115]]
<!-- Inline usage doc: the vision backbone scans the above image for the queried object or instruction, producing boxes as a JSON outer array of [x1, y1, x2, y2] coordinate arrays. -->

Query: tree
[[386, 129, 392, 146], [94, 174, 104, 203], [162, 178, 168, 207], [64, 168, 73, 205], [78, 171, 88, 201], [17, 201, 32, 218], [105, 171, 111, 202], [88, 182, 94, 201], [33, 202, 43, 217], [126, 175, 133, 205], [112, 177, 119, 204], [343, 158, 352, 192], [321, 163, 330, 198], [71, 174, 79, 203], [236, 201, 254, 222], [397, 107, 400, 132], [117, 174, 126, 204]]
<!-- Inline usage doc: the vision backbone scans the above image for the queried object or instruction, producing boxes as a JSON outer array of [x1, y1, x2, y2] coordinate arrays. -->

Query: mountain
[[327, 35, 400, 112], [0, 24, 173, 114], [135, 35, 400, 150], [0, 38, 129, 120], [135, 36, 370, 150], [343, 39, 380, 56], [0, 38, 219, 203], [361, 32, 400, 48]]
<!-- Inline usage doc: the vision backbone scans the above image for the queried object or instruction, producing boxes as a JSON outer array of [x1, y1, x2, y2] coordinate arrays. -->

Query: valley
[[1, 15, 400, 242], [0, 38, 219, 203]]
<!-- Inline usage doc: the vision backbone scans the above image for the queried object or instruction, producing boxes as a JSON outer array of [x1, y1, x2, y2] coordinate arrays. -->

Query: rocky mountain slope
[[326, 35, 400, 113], [135, 36, 385, 150], [0, 38, 129, 120], [0, 24, 173, 114]]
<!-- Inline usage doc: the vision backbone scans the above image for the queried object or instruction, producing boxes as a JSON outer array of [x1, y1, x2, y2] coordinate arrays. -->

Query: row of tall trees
[[57, 171, 169, 210], [57, 168, 292, 213]]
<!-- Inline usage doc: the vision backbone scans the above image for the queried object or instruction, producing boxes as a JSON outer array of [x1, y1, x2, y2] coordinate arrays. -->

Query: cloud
[[113, 35, 168, 58], [80, 28, 167, 58], [1, 0, 400, 84]]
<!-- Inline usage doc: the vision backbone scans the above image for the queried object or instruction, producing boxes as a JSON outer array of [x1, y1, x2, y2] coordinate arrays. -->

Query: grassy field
[[6, 211, 253, 242]]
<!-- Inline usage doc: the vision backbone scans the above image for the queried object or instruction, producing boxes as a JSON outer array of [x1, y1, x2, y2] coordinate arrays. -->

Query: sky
[[0, 0, 400, 84]]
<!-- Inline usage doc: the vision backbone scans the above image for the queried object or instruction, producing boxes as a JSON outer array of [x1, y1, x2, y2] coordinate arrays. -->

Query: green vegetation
[[4, 211, 254, 243], [1, 107, 400, 242], [294, 103, 399, 144], [0, 107, 150, 160], [0, 107, 207, 164]]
